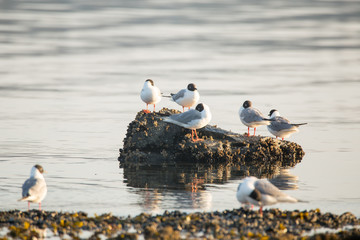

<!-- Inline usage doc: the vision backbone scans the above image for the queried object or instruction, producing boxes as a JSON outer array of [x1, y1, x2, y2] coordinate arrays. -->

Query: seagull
[[140, 79, 162, 113], [267, 109, 307, 140], [18, 164, 47, 211], [239, 100, 272, 136], [236, 176, 298, 215], [163, 103, 211, 142], [170, 83, 200, 112]]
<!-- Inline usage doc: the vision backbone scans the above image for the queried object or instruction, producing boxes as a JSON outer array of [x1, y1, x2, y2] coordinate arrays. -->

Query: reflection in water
[[269, 169, 299, 190], [122, 163, 298, 213]]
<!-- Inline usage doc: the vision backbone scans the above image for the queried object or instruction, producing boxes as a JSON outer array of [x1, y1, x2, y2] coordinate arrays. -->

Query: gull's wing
[[166, 109, 202, 125], [254, 179, 285, 197], [171, 89, 186, 102], [241, 108, 266, 123], [22, 178, 46, 199], [269, 116, 293, 131]]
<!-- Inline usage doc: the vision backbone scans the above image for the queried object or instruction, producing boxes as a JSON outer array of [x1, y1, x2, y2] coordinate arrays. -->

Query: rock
[[118, 108, 305, 172]]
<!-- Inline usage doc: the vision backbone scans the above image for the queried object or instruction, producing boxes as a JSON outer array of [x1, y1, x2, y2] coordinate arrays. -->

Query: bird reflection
[[142, 186, 162, 214], [122, 162, 292, 213], [269, 168, 299, 190]]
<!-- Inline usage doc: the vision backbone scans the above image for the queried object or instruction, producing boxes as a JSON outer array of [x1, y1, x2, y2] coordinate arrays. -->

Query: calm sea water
[[0, 0, 359, 217]]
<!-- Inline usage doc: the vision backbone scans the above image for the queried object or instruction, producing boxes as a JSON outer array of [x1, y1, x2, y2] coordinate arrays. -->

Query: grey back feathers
[[167, 108, 202, 125], [22, 178, 38, 197], [241, 107, 268, 123], [171, 89, 186, 101], [254, 179, 287, 198]]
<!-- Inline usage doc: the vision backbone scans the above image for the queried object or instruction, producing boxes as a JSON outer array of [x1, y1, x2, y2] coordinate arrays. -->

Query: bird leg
[[188, 107, 190, 110], [191, 129, 203, 142], [247, 127, 250, 136], [253, 127, 256, 136], [182, 106, 185, 112], [39, 202, 41, 211], [143, 104, 151, 114], [259, 206, 263, 216], [282, 137, 284, 141], [153, 104, 156, 112]]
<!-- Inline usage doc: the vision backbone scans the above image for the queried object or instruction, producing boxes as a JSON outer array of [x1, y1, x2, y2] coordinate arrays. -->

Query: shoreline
[[1, 208, 359, 239]]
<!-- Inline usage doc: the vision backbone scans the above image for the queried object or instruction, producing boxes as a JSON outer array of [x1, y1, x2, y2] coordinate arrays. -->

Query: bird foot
[[142, 109, 151, 114], [192, 138, 204, 142]]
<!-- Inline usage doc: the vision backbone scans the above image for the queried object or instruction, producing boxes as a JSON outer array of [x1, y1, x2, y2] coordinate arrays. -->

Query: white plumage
[[170, 83, 200, 112], [140, 79, 162, 113], [267, 109, 307, 140], [19, 165, 47, 211], [236, 176, 297, 214], [239, 100, 271, 136], [164, 103, 211, 141]]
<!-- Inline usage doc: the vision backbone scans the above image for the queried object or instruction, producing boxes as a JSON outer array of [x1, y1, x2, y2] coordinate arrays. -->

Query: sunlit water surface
[[0, 0, 359, 217]]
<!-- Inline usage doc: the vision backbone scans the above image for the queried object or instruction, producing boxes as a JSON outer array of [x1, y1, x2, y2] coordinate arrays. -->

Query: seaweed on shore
[[0, 208, 358, 239]]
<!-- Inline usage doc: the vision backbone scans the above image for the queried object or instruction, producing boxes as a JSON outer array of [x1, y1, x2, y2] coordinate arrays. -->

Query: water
[[0, 0, 359, 217]]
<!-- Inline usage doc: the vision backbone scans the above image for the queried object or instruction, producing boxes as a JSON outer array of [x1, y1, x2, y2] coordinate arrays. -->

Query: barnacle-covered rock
[[118, 108, 304, 171]]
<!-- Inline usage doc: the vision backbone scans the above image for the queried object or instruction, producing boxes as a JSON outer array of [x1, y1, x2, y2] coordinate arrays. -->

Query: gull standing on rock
[[236, 176, 298, 215], [140, 79, 162, 113], [164, 103, 211, 142], [267, 109, 307, 140], [239, 100, 272, 136], [18, 164, 47, 211], [170, 83, 200, 112]]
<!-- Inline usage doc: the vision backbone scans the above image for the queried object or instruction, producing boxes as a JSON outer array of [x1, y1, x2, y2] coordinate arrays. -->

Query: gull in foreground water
[[140, 79, 162, 113], [239, 100, 272, 136], [267, 109, 307, 140], [164, 103, 211, 142], [18, 164, 47, 211], [236, 176, 298, 215], [170, 83, 200, 112]]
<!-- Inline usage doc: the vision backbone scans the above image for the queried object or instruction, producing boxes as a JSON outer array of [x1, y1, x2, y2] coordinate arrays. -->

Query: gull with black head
[[239, 100, 272, 136], [164, 103, 211, 142], [170, 83, 200, 112], [18, 164, 47, 211], [267, 109, 307, 140], [236, 176, 298, 215], [140, 79, 162, 113]]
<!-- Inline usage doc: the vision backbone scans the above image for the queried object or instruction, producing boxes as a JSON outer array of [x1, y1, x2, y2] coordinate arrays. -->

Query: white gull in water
[[236, 176, 298, 214], [18, 164, 47, 211], [140, 79, 162, 113], [267, 109, 307, 140], [170, 83, 200, 112], [164, 103, 211, 142], [239, 100, 272, 136]]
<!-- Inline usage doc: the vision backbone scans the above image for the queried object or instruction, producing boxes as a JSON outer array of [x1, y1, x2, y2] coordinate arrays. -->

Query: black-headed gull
[[236, 176, 297, 215], [140, 79, 162, 113], [239, 100, 272, 136], [18, 165, 47, 211], [267, 109, 307, 140], [164, 103, 211, 142], [170, 83, 200, 112]]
